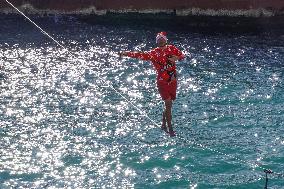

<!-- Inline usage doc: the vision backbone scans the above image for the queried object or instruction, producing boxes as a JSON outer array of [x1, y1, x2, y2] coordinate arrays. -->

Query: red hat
[[156, 32, 168, 43]]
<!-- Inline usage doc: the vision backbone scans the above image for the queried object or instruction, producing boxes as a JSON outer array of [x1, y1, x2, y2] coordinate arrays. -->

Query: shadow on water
[[77, 13, 284, 35]]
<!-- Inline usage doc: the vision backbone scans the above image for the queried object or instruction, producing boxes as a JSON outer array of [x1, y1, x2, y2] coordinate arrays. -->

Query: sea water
[[0, 15, 284, 189]]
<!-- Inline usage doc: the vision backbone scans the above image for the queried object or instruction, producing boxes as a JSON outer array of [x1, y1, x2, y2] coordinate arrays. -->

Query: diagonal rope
[[5, 0, 66, 50], [4, 0, 160, 128], [5, 0, 284, 185]]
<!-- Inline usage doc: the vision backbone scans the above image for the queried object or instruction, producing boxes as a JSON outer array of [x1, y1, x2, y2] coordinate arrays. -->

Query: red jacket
[[126, 44, 185, 83]]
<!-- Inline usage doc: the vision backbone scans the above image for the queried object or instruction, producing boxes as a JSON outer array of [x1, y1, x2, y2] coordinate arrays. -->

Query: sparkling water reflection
[[0, 15, 284, 188]]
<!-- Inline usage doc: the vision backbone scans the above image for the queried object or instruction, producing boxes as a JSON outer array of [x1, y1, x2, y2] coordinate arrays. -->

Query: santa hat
[[156, 32, 168, 43]]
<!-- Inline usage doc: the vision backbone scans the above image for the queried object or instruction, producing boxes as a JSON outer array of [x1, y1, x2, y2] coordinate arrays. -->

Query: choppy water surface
[[0, 15, 284, 189]]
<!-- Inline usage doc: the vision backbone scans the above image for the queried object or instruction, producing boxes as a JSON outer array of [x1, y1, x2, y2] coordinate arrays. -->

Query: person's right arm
[[120, 51, 153, 61]]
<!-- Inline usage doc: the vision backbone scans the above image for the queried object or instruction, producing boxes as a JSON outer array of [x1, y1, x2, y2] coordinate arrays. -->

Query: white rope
[[5, 0, 282, 181], [4, 0, 159, 127], [5, 0, 66, 50]]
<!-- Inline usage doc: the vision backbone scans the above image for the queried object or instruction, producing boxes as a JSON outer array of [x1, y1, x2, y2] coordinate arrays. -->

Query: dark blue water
[[0, 15, 284, 188]]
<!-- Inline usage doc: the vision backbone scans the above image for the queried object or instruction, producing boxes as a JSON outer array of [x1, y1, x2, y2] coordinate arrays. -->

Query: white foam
[[108, 9, 174, 14], [0, 3, 107, 15], [0, 3, 280, 17], [176, 8, 275, 17]]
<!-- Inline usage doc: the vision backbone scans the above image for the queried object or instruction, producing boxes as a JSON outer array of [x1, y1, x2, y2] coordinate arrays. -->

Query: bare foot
[[169, 130, 176, 137]]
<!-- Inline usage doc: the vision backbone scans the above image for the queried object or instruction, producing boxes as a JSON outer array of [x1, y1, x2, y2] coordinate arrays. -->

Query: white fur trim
[[156, 34, 168, 43]]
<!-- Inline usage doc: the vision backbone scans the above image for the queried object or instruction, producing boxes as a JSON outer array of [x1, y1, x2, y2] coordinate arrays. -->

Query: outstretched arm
[[119, 51, 153, 61]]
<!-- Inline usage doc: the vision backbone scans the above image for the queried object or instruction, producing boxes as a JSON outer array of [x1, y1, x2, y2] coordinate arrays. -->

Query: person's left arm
[[168, 45, 185, 62]]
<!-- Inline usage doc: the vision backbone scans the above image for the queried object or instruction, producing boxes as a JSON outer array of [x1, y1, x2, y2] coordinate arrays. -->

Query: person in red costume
[[120, 32, 185, 137]]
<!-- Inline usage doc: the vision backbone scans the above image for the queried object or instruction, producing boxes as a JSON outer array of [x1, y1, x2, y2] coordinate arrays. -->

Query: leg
[[157, 81, 176, 135], [164, 98, 173, 132], [161, 110, 167, 130]]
